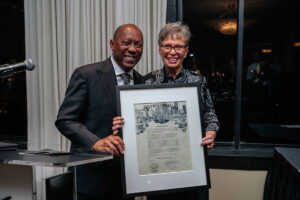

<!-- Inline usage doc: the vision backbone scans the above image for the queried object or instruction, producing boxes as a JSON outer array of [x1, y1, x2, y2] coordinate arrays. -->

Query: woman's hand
[[112, 116, 124, 135], [201, 131, 216, 150]]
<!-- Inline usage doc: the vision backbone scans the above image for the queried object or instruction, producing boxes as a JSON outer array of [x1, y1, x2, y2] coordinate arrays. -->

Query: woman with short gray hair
[[158, 21, 191, 46], [145, 21, 219, 146], [143, 22, 219, 200]]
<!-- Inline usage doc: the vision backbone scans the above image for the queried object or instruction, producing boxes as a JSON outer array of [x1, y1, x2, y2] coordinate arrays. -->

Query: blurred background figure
[[246, 51, 282, 123]]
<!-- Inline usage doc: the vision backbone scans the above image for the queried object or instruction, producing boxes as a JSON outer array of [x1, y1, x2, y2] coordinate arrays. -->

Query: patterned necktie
[[120, 73, 131, 85]]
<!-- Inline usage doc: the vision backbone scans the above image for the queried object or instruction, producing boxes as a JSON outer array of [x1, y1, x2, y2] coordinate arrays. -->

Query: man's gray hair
[[158, 21, 191, 46]]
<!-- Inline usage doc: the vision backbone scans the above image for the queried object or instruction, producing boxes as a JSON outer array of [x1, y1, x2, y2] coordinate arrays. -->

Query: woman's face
[[159, 34, 188, 70]]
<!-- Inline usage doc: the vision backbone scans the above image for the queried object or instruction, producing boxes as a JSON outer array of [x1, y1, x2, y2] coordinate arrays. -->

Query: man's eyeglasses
[[160, 44, 186, 53]]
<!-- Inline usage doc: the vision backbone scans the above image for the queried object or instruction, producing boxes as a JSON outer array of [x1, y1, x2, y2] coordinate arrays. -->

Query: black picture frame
[[116, 83, 210, 197]]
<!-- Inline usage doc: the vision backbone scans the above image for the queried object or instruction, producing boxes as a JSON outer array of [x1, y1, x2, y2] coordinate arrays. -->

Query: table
[[0, 149, 113, 200], [264, 147, 300, 200]]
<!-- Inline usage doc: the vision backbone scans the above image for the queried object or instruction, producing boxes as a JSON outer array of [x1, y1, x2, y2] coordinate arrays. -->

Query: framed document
[[116, 83, 210, 197]]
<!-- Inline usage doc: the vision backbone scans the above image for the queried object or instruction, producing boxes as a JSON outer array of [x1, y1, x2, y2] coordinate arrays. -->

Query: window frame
[[168, 0, 300, 170]]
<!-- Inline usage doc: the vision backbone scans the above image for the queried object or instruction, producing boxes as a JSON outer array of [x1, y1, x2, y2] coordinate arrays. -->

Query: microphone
[[0, 59, 36, 72], [0, 59, 36, 78]]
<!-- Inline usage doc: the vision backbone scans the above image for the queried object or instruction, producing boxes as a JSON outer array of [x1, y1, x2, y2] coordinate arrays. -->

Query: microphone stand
[[0, 75, 13, 115], [0, 65, 12, 85], [0, 64, 20, 79], [0, 64, 18, 115]]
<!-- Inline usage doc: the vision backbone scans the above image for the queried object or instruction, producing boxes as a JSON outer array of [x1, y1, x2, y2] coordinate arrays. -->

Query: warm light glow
[[262, 49, 272, 53], [294, 42, 300, 47], [219, 19, 237, 35], [206, 18, 237, 35], [204, 18, 256, 36]]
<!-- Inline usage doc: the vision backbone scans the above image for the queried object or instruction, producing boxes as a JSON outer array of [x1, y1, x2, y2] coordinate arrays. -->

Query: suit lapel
[[96, 58, 118, 114], [133, 70, 144, 84]]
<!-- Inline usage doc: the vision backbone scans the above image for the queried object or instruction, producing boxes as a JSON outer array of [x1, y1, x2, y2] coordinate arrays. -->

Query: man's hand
[[112, 116, 124, 135], [92, 135, 125, 156], [201, 131, 216, 150]]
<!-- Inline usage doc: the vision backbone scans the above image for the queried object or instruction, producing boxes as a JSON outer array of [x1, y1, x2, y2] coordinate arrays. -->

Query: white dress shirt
[[111, 56, 134, 86]]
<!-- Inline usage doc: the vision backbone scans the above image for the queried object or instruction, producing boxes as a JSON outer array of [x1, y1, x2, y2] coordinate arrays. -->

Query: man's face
[[110, 26, 143, 72]]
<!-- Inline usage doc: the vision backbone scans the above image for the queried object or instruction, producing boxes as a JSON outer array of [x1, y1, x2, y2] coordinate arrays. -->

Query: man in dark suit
[[55, 24, 144, 200]]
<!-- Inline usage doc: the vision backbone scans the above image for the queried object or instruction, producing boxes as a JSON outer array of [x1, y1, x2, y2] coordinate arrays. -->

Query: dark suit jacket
[[55, 57, 143, 197]]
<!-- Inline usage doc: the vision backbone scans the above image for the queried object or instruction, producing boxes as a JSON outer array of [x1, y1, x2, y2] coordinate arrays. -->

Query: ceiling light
[[294, 42, 300, 47], [203, 3, 256, 35], [262, 49, 272, 53], [204, 18, 256, 36]]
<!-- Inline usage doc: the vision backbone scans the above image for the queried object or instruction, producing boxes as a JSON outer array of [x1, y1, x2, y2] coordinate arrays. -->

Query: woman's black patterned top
[[144, 67, 220, 133]]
